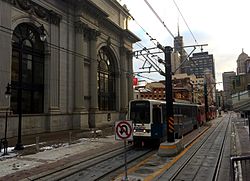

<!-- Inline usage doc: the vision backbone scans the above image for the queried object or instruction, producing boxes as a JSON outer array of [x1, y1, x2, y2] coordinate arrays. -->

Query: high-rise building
[[188, 52, 215, 79], [171, 52, 181, 74], [222, 71, 236, 109], [173, 29, 188, 74]]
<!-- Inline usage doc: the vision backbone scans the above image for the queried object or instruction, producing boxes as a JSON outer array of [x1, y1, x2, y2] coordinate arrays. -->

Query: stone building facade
[[0, 0, 139, 138], [236, 49, 248, 75]]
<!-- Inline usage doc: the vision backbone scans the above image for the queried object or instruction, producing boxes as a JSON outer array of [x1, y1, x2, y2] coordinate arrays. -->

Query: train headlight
[[143, 129, 146, 133], [134, 129, 136, 133]]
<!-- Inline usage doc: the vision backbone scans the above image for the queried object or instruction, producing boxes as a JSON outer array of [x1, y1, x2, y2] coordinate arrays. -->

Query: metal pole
[[123, 140, 128, 181], [165, 46, 175, 143], [204, 80, 209, 122], [248, 114, 250, 137], [36, 136, 39, 152], [15, 42, 24, 150], [15, 83, 23, 150], [4, 110, 8, 144], [191, 83, 194, 103], [3, 109, 9, 155]]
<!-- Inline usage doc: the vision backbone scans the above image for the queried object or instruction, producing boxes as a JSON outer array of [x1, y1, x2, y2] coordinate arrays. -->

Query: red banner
[[133, 77, 138, 86]]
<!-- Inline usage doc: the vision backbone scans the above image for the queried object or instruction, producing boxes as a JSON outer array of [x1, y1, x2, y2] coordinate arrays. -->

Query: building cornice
[[63, 0, 108, 20], [74, 21, 100, 41], [123, 29, 141, 43], [3, 0, 62, 25]]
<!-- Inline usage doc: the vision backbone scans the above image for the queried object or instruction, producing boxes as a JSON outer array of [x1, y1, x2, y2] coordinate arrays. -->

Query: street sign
[[115, 120, 133, 141], [115, 120, 133, 181]]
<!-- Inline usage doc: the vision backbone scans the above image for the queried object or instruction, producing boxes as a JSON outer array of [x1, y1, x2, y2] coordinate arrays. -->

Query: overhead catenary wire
[[129, 11, 163, 48], [131, 2, 208, 85], [141, 0, 204, 75], [172, 0, 198, 45], [135, 42, 146, 49], [128, 16, 167, 74], [135, 73, 158, 82], [142, 0, 196, 75], [133, 0, 207, 78], [144, 0, 175, 39]]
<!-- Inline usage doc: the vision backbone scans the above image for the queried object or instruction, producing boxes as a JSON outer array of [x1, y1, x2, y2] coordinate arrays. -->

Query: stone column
[[120, 47, 128, 114], [74, 22, 86, 112], [0, 1, 11, 113], [48, 24, 60, 112], [127, 50, 134, 101], [88, 29, 100, 128]]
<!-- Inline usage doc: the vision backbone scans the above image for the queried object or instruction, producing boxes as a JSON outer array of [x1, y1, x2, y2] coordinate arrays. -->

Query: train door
[[151, 105, 163, 139]]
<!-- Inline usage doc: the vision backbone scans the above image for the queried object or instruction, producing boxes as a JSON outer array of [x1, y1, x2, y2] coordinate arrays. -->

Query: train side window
[[153, 107, 161, 124]]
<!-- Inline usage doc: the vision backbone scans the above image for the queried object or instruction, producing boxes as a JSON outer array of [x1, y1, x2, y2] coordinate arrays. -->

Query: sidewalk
[[0, 127, 122, 181], [233, 116, 250, 156]]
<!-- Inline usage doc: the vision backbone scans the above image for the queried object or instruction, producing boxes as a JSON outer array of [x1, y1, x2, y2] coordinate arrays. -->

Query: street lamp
[[5, 83, 24, 150], [39, 25, 47, 42], [1, 86, 11, 155]]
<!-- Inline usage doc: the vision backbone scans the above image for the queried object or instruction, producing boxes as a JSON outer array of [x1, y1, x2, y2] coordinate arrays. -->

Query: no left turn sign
[[115, 120, 133, 141]]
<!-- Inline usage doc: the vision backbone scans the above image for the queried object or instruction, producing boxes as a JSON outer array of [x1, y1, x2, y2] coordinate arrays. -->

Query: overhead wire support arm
[[173, 43, 208, 74], [182, 44, 208, 48], [134, 70, 159, 74], [135, 74, 158, 81], [140, 60, 152, 70], [133, 47, 161, 57], [134, 50, 163, 57], [141, 53, 164, 74], [133, 46, 166, 74]]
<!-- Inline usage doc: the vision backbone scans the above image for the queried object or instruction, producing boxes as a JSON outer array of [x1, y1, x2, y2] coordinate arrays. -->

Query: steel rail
[[168, 114, 231, 181], [29, 144, 132, 180], [213, 113, 232, 180], [95, 149, 155, 181], [57, 148, 154, 181], [32, 145, 154, 181]]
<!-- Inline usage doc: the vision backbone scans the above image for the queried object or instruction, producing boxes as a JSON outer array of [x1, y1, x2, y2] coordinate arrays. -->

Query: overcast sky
[[118, 0, 250, 90]]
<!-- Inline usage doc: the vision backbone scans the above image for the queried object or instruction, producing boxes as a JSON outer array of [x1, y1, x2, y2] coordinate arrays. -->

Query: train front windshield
[[130, 101, 150, 124]]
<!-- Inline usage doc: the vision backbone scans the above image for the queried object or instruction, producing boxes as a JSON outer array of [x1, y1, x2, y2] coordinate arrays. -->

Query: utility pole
[[164, 46, 175, 142]]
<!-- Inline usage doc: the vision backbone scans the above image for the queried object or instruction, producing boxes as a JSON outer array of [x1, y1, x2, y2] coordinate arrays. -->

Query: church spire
[[177, 17, 180, 37], [177, 21, 180, 37]]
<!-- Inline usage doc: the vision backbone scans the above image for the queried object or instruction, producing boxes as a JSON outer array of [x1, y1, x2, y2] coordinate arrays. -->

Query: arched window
[[11, 23, 44, 114], [97, 47, 116, 111]]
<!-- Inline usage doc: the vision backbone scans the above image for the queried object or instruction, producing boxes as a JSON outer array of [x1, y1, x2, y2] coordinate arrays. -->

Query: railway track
[[165, 114, 232, 181], [30, 144, 154, 181]]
